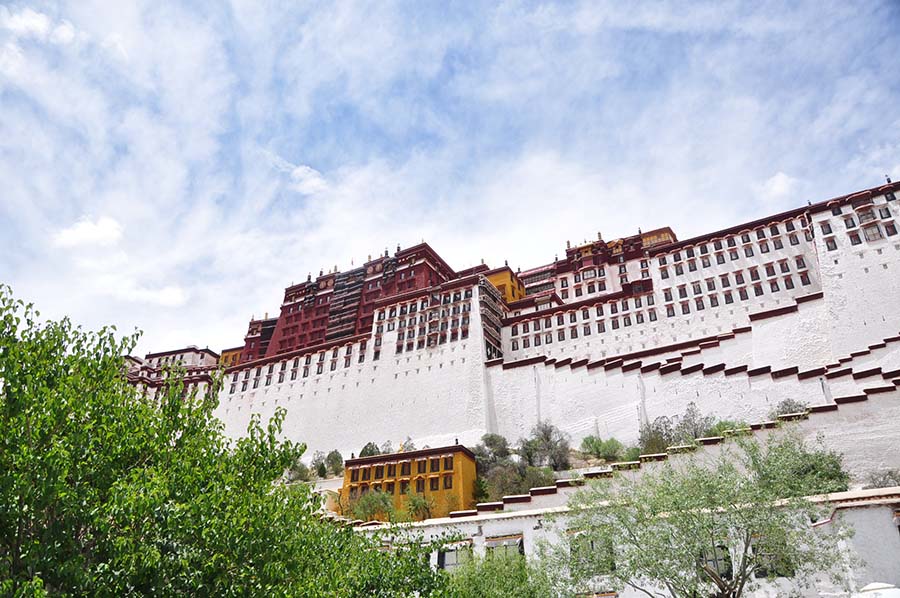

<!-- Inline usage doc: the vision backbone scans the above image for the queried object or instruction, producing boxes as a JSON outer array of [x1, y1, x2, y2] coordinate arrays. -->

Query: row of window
[[348, 475, 453, 499], [662, 258, 809, 301], [822, 220, 897, 250], [350, 456, 455, 482], [657, 219, 806, 267], [377, 289, 475, 321], [510, 295, 656, 337]]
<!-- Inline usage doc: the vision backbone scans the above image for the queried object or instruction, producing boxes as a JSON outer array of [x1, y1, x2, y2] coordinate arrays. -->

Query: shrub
[[863, 469, 900, 489], [769, 398, 809, 419], [325, 449, 343, 475]]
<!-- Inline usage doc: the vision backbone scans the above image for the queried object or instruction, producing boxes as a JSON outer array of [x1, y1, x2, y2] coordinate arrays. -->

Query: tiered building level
[[215, 181, 900, 462]]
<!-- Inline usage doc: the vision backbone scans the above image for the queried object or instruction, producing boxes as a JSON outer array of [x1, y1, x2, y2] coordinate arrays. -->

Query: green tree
[[403, 491, 436, 521], [350, 490, 396, 522], [473, 433, 511, 475], [311, 450, 327, 477], [580, 436, 623, 462], [0, 286, 446, 597], [287, 459, 311, 482], [518, 422, 570, 471], [444, 552, 553, 598], [359, 441, 381, 457], [555, 431, 854, 598], [325, 449, 344, 475]]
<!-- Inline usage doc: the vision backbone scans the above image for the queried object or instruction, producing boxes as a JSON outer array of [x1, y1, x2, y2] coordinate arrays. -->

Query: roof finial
[[504, 259, 508, 267], [566, 240, 571, 249], [888, 174, 893, 184]]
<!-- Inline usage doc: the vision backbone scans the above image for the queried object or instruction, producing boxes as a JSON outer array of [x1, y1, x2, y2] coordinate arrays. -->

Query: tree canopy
[[554, 432, 853, 598], [0, 286, 444, 597]]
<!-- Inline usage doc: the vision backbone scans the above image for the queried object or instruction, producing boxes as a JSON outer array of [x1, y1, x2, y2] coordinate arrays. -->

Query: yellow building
[[219, 346, 243, 368], [339, 444, 477, 521], [484, 266, 526, 304]]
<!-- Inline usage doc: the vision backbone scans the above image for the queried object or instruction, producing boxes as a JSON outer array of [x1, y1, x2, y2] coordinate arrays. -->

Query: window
[[739, 288, 749, 301], [511, 340, 518, 351], [879, 207, 892, 219], [443, 475, 453, 489], [756, 229, 766, 240], [784, 276, 794, 290], [486, 535, 524, 558], [444, 456, 453, 470], [789, 233, 799, 246], [800, 272, 811, 286], [681, 303, 690, 315], [695, 298, 705, 310], [709, 294, 719, 307], [692, 282, 702, 295], [401, 462, 411, 476], [351, 469, 359, 482], [826, 238, 838, 251], [716, 252, 726, 264], [765, 264, 775, 277], [744, 246, 754, 257], [741, 233, 751, 243], [666, 305, 675, 317], [430, 458, 440, 473], [417, 460, 427, 474], [754, 284, 764, 297], [795, 256, 806, 269], [769, 224, 779, 235], [773, 238, 783, 250], [779, 261, 789, 273], [849, 232, 862, 245], [720, 274, 730, 287], [675, 264, 684, 276], [688, 260, 697, 272], [597, 321, 606, 333], [701, 256, 711, 268], [724, 291, 734, 304], [831, 206, 843, 216], [886, 222, 898, 236], [844, 216, 856, 229], [430, 477, 439, 491], [416, 479, 425, 493], [863, 225, 883, 242], [583, 325, 592, 336], [512, 324, 518, 336], [664, 289, 673, 302], [678, 286, 687, 299], [770, 280, 780, 292], [438, 543, 474, 571], [729, 249, 739, 261], [735, 272, 745, 285], [821, 222, 833, 235], [760, 241, 769, 253]]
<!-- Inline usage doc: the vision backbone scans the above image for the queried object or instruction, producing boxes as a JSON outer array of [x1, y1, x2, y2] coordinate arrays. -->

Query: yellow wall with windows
[[485, 269, 526, 304], [339, 446, 477, 521]]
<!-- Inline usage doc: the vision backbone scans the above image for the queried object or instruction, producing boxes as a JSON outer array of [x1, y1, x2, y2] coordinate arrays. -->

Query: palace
[[211, 180, 900, 464]]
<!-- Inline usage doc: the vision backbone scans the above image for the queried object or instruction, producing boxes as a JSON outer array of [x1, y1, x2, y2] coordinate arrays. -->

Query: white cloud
[[1, 0, 898, 358], [0, 7, 51, 39], [290, 165, 328, 195], [53, 217, 123, 248], [757, 172, 799, 204]]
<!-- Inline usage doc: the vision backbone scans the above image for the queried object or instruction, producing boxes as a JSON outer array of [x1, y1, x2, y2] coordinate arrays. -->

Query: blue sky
[[1, 1, 899, 355]]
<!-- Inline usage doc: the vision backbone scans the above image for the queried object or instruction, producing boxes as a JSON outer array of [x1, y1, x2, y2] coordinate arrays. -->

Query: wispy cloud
[[1, 0, 899, 354]]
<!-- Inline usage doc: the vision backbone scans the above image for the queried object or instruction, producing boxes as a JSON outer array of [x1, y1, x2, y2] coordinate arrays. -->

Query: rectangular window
[[709, 294, 719, 307], [430, 477, 439, 491], [821, 222, 833, 235], [443, 475, 453, 489], [417, 460, 427, 474], [863, 225, 883, 242], [416, 479, 425, 493], [826, 238, 838, 251], [849, 232, 862, 245], [401, 462, 410, 476], [430, 458, 440, 473]]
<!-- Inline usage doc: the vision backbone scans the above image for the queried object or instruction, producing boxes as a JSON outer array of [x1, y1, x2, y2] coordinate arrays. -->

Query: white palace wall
[[214, 185, 900, 458]]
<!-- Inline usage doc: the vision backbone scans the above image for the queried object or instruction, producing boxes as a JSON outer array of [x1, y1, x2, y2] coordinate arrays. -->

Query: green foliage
[[473, 433, 511, 475], [404, 491, 435, 521], [518, 422, 570, 470], [555, 431, 854, 598], [580, 435, 623, 461], [325, 449, 344, 475], [311, 450, 327, 477], [707, 419, 747, 437], [639, 402, 737, 453], [443, 552, 553, 598], [863, 469, 900, 489], [350, 490, 396, 522], [287, 459, 311, 482], [622, 446, 641, 462], [769, 398, 809, 419], [0, 286, 446, 597], [359, 441, 381, 458]]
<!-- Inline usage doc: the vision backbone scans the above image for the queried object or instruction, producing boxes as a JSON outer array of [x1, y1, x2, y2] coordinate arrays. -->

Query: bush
[[769, 398, 809, 419], [350, 490, 395, 521], [863, 469, 900, 489], [580, 436, 623, 462], [287, 460, 311, 482], [623, 446, 641, 461], [445, 552, 552, 598], [518, 422, 570, 471]]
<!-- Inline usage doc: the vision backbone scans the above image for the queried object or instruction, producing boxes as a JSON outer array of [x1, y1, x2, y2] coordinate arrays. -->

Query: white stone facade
[[214, 183, 900, 458]]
